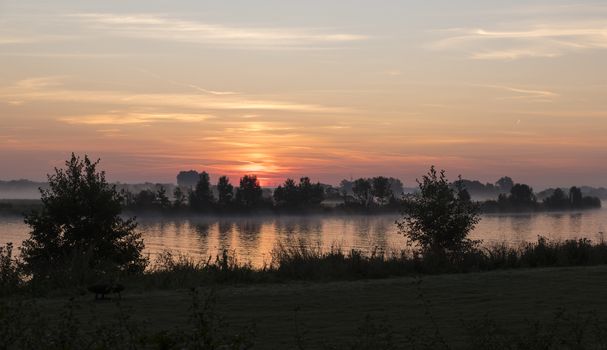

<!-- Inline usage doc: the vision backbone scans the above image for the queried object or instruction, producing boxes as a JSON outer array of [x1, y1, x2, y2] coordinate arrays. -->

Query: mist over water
[[2, 210, 606, 267]]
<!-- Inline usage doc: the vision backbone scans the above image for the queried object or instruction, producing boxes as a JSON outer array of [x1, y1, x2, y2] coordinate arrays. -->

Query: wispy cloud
[[59, 112, 214, 125], [71, 13, 368, 49], [0, 76, 351, 114], [475, 84, 559, 102], [430, 21, 607, 60], [136, 69, 238, 96], [14, 76, 66, 89], [0, 34, 74, 45]]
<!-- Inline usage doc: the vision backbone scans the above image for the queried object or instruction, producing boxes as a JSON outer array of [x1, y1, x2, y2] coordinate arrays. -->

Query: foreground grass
[[9, 265, 607, 349]]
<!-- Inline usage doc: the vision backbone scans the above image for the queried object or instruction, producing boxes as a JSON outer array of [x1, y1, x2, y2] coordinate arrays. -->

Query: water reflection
[[217, 221, 233, 252], [1, 209, 606, 267]]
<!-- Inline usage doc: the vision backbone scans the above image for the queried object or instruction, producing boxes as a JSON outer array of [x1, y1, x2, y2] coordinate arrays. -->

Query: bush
[[20, 154, 147, 288], [398, 166, 481, 261]]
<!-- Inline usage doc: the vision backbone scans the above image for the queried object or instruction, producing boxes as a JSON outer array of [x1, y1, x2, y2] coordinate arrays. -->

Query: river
[[1, 209, 606, 266]]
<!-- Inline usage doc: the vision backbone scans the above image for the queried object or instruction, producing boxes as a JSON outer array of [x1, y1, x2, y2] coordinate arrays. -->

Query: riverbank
[[4, 265, 607, 349]]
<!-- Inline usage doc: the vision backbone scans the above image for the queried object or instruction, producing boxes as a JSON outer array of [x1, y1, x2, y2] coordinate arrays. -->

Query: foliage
[[20, 154, 147, 286], [398, 166, 481, 259], [0, 243, 21, 296], [155, 186, 171, 210], [133, 189, 157, 210], [189, 172, 215, 211], [273, 177, 325, 209], [352, 178, 373, 207], [483, 185, 601, 213], [371, 176, 392, 206], [173, 186, 187, 209], [508, 184, 537, 208], [495, 176, 514, 193], [217, 176, 234, 209], [543, 187, 569, 210], [236, 175, 263, 209]]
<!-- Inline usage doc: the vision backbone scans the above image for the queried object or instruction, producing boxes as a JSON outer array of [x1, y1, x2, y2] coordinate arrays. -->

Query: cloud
[[0, 34, 74, 45], [0, 77, 352, 114], [59, 112, 214, 125], [14, 76, 66, 89], [475, 84, 559, 102], [71, 13, 368, 49], [135, 69, 238, 96], [185, 84, 237, 96], [430, 22, 607, 60]]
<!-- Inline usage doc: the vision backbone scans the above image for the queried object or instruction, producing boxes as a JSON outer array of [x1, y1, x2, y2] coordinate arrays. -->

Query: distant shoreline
[[0, 198, 603, 217]]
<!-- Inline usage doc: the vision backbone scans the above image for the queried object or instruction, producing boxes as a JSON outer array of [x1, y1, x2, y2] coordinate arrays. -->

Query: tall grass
[[142, 250, 266, 288], [4, 237, 607, 294], [0, 243, 21, 296]]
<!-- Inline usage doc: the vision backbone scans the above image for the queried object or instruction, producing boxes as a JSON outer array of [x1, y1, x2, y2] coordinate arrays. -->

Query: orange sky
[[1, 1, 607, 187]]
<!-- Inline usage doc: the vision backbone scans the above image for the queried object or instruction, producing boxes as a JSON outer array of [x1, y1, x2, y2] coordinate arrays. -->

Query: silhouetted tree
[[21, 154, 146, 282], [388, 178, 404, 198], [155, 186, 171, 210], [236, 175, 262, 208], [544, 188, 569, 210], [569, 186, 583, 208], [120, 189, 135, 208], [298, 177, 325, 206], [510, 184, 536, 206], [397, 166, 480, 259], [134, 189, 156, 209], [496, 176, 514, 193], [453, 179, 499, 199], [458, 186, 472, 202], [352, 178, 372, 207], [274, 178, 299, 207], [177, 170, 200, 189], [173, 187, 187, 209], [189, 172, 215, 211], [217, 176, 234, 208], [274, 177, 325, 208], [582, 196, 602, 209], [371, 176, 392, 205]]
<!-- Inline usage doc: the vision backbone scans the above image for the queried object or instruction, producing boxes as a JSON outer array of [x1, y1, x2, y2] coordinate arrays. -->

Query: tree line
[[122, 171, 409, 213], [481, 184, 601, 213], [124, 173, 271, 212], [120, 170, 602, 214]]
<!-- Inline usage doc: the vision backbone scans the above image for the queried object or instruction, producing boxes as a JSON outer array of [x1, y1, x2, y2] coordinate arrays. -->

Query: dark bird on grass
[[88, 283, 125, 300]]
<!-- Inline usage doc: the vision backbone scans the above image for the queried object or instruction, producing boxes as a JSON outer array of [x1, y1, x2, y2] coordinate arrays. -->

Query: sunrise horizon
[[2, 0, 607, 187]]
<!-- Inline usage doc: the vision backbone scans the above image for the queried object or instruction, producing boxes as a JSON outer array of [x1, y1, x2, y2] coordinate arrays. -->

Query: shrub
[[20, 154, 147, 288], [398, 166, 481, 261]]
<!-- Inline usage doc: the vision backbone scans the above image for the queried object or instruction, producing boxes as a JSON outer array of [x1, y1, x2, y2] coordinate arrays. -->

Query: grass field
[[21, 265, 607, 349]]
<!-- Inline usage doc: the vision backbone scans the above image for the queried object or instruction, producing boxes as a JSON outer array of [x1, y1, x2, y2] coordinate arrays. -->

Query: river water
[[1, 209, 606, 266]]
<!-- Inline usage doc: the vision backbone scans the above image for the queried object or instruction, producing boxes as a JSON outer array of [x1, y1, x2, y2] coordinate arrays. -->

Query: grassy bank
[[4, 265, 607, 349], [4, 237, 607, 296], [128, 237, 607, 290], [5, 236, 607, 348]]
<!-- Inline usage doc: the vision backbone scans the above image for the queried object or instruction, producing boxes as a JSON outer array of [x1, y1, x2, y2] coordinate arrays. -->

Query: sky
[[1, 0, 606, 188]]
